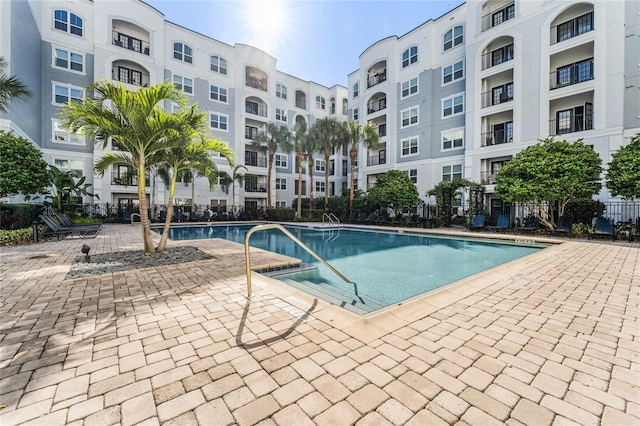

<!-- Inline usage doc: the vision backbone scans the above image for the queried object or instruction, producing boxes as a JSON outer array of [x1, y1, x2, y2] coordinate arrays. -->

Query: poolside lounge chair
[[228, 211, 236, 221], [407, 214, 422, 227], [188, 211, 198, 222], [158, 210, 167, 222], [56, 213, 102, 231], [366, 212, 378, 224], [393, 214, 404, 226], [488, 214, 510, 232], [468, 214, 486, 231], [39, 214, 100, 239], [174, 210, 184, 222], [553, 216, 573, 236], [378, 212, 391, 226], [202, 210, 211, 222], [588, 217, 616, 241], [338, 211, 347, 223], [519, 216, 540, 234], [356, 212, 367, 223]]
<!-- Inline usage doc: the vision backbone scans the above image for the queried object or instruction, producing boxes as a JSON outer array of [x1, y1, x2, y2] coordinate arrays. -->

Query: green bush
[[0, 203, 44, 230], [0, 227, 34, 245], [266, 208, 296, 221]]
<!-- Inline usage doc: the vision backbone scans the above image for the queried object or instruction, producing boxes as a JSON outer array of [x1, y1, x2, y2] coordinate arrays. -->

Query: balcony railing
[[295, 99, 306, 109], [550, 58, 594, 90], [376, 123, 387, 137], [551, 11, 594, 45], [367, 153, 386, 167], [367, 98, 387, 114], [367, 70, 387, 88], [481, 124, 514, 147], [480, 171, 499, 185], [112, 176, 149, 187], [549, 113, 593, 135], [112, 31, 150, 55], [481, 44, 514, 70], [481, 84, 513, 108], [245, 103, 267, 117], [112, 66, 149, 87], [245, 126, 264, 140], [244, 153, 267, 167], [481, 2, 515, 32], [244, 183, 267, 193]]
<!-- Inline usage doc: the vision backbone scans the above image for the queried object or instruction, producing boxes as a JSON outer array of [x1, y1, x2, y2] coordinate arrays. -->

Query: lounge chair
[[228, 211, 236, 221], [56, 213, 102, 230], [378, 212, 391, 226], [407, 214, 422, 227], [488, 214, 510, 232], [393, 214, 404, 226], [519, 216, 540, 234], [202, 210, 212, 222], [338, 211, 347, 223], [553, 216, 573, 236], [469, 214, 486, 231], [39, 214, 100, 239], [158, 210, 167, 222], [366, 212, 378, 224], [588, 217, 616, 241], [357, 212, 367, 223], [188, 211, 198, 222]]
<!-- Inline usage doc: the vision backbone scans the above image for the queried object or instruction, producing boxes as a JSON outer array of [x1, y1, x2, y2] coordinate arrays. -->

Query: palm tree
[[153, 107, 234, 252], [218, 164, 248, 212], [344, 120, 379, 212], [250, 122, 290, 209], [0, 57, 32, 112], [289, 121, 308, 218], [60, 81, 188, 253], [310, 117, 348, 206]]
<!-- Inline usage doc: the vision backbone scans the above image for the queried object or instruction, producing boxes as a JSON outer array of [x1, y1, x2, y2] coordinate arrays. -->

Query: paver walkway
[[0, 224, 638, 425]]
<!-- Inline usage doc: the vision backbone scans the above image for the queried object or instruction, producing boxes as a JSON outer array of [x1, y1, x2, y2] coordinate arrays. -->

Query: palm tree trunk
[[324, 151, 330, 207], [297, 152, 303, 218], [267, 153, 274, 209], [137, 161, 155, 254], [349, 145, 357, 212], [308, 161, 314, 213], [157, 175, 178, 252]]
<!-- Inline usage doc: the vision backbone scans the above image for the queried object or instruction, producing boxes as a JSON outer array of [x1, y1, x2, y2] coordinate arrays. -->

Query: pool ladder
[[322, 212, 340, 229], [244, 223, 359, 299]]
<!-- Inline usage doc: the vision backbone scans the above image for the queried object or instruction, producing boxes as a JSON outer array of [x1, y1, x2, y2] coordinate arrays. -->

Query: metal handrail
[[322, 213, 334, 227], [328, 213, 340, 223], [244, 223, 356, 298]]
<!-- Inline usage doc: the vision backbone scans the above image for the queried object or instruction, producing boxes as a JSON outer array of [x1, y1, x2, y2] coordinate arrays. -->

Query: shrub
[[0, 227, 34, 245], [266, 208, 296, 221], [0, 203, 44, 230]]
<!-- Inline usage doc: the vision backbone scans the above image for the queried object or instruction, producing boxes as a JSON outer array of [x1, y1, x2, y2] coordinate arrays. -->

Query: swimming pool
[[162, 224, 546, 314]]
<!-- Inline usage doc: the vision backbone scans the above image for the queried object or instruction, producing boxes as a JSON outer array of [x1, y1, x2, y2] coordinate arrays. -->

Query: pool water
[[162, 224, 545, 314]]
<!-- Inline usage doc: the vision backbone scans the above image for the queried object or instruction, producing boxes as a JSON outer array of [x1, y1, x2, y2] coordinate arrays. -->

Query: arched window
[[173, 42, 193, 64], [211, 55, 227, 75], [402, 46, 418, 68], [444, 25, 464, 51], [54, 10, 83, 36], [276, 83, 287, 99]]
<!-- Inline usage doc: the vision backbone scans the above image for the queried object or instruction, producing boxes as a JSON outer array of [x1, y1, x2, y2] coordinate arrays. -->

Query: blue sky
[[144, 0, 465, 88]]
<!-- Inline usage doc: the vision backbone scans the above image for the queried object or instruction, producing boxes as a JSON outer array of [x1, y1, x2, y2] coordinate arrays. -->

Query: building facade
[[1, 0, 639, 215]]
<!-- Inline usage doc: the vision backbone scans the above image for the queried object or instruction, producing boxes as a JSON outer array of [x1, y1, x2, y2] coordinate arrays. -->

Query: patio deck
[[0, 224, 638, 425]]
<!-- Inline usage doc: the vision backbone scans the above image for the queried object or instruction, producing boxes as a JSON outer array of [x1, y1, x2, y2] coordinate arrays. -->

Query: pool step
[[275, 268, 387, 315]]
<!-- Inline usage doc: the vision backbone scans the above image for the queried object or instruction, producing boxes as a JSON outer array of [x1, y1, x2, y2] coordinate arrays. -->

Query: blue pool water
[[162, 224, 545, 314]]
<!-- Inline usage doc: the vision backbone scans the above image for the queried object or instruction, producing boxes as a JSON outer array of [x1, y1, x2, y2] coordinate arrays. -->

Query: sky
[[144, 0, 466, 88]]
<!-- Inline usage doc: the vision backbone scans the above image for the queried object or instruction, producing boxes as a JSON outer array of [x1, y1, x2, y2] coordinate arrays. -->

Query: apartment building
[[1, 0, 639, 213]]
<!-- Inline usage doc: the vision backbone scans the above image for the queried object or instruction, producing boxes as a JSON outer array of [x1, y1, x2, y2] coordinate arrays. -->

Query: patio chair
[[588, 217, 616, 241], [202, 210, 211, 222], [158, 210, 167, 222], [228, 211, 236, 221], [338, 211, 347, 223], [468, 214, 486, 231], [488, 214, 510, 232], [553, 216, 573, 236], [188, 211, 198, 222], [357, 212, 367, 223], [407, 214, 422, 227], [39, 214, 100, 239], [519, 216, 540, 234], [393, 214, 404, 226], [366, 212, 378, 224], [56, 213, 102, 230]]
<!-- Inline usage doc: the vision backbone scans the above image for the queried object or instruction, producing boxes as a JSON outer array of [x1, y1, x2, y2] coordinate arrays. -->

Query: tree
[[0, 57, 32, 113], [427, 178, 483, 226], [0, 131, 50, 199], [60, 81, 188, 253], [46, 165, 98, 213], [218, 164, 248, 211], [289, 121, 308, 218], [606, 133, 640, 200], [495, 137, 602, 229], [250, 122, 290, 208], [368, 170, 420, 216], [344, 120, 379, 211], [152, 106, 234, 252], [310, 117, 348, 207]]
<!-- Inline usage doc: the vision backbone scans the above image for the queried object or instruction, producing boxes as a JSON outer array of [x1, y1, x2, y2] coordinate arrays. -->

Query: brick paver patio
[[0, 224, 638, 425]]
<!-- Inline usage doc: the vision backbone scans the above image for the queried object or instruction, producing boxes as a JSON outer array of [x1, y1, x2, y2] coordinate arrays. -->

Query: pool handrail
[[244, 223, 357, 298], [322, 212, 340, 228]]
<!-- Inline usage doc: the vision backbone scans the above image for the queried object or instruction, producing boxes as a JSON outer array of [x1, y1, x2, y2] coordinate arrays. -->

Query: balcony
[[481, 83, 513, 108], [481, 44, 514, 70], [549, 112, 593, 135], [112, 176, 149, 187], [245, 126, 264, 140], [481, 2, 515, 32], [112, 30, 149, 55], [244, 151, 267, 167], [482, 121, 513, 147], [367, 151, 386, 167], [550, 58, 593, 90], [551, 11, 594, 45], [367, 70, 387, 89], [245, 101, 267, 117], [376, 123, 387, 137], [244, 182, 267, 193], [112, 65, 149, 87], [367, 98, 387, 114]]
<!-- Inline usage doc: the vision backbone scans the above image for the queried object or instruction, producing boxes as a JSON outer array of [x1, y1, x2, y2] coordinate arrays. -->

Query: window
[[401, 106, 419, 128], [54, 10, 83, 36], [342, 99, 348, 115], [294, 180, 307, 195], [442, 164, 462, 181], [401, 78, 418, 98], [442, 128, 464, 150], [53, 83, 84, 105], [315, 96, 325, 110], [210, 112, 228, 131], [353, 82, 359, 98], [275, 201, 287, 208], [315, 159, 325, 172], [173, 42, 193, 64], [444, 25, 464, 51], [52, 120, 84, 144], [442, 94, 464, 117], [276, 108, 287, 122], [401, 137, 419, 157], [275, 153, 288, 168], [353, 108, 359, 121], [443, 60, 464, 84], [402, 46, 418, 68], [276, 83, 287, 99], [275, 178, 287, 190], [210, 55, 227, 75], [491, 44, 514, 66], [54, 158, 83, 176], [210, 85, 227, 103], [492, 83, 513, 105], [53, 48, 83, 72], [405, 169, 417, 184], [315, 181, 325, 193], [173, 75, 193, 94], [492, 4, 515, 27]]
